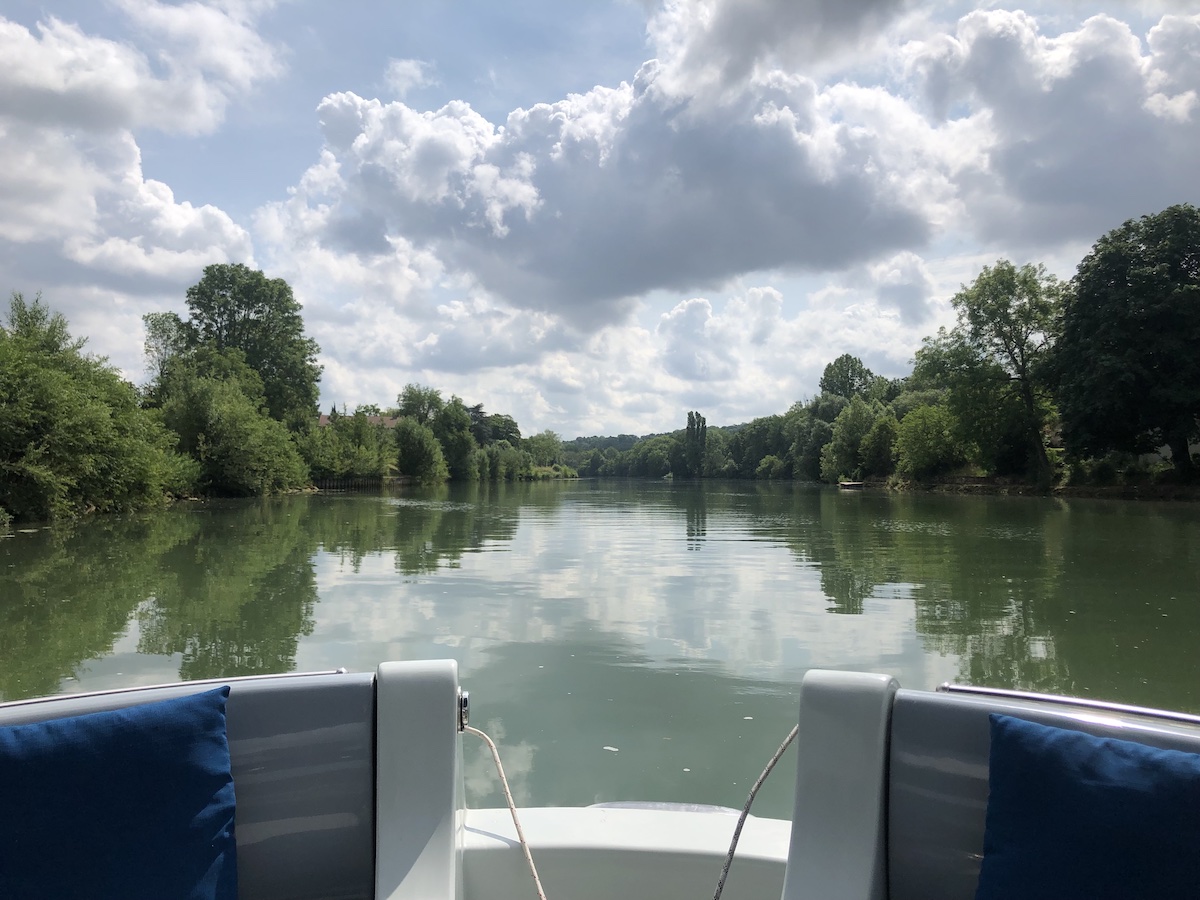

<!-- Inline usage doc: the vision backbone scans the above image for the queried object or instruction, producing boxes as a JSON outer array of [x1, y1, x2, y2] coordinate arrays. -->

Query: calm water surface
[[2, 481, 1198, 817]]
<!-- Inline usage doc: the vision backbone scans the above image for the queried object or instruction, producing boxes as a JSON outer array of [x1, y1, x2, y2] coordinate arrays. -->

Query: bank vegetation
[[2, 205, 1196, 525]]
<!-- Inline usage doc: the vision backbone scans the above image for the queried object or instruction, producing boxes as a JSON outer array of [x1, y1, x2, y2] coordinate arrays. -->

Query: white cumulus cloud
[[384, 58, 436, 98]]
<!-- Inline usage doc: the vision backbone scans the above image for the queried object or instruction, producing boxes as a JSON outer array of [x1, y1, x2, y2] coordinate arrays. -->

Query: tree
[[487, 413, 521, 446], [525, 430, 562, 467], [895, 405, 965, 479], [467, 403, 492, 446], [298, 409, 393, 479], [432, 396, 479, 479], [158, 351, 308, 496], [788, 415, 832, 481], [183, 264, 322, 429], [914, 329, 1031, 476], [627, 435, 673, 476], [754, 454, 786, 479], [921, 261, 1062, 485], [682, 411, 707, 477], [582, 449, 605, 476], [889, 388, 945, 422], [397, 384, 444, 425], [142, 311, 187, 386], [819, 354, 875, 400], [395, 419, 449, 484], [730, 415, 786, 478], [1056, 204, 1200, 476], [485, 440, 532, 481], [1, 293, 196, 521], [860, 414, 899, 477], [808, 392, 849, 424], [819, 396, 882, 482]]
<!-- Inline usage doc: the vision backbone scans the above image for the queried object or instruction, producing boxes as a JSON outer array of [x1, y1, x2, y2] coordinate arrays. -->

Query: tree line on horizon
[[565, 204, 1200, 488], [0, 263, 569, 526], [2, 204, 1196, 525]]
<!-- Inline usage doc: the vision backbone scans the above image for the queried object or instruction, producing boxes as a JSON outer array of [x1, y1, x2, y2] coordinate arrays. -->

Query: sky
[[2, 0, 1198, 439]]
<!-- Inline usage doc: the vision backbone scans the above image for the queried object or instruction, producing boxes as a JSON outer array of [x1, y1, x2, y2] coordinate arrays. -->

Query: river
[[2, 481, 1197, 817]]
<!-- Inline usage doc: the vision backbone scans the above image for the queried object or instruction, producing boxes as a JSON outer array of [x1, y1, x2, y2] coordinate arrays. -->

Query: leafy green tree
[[466, 403, 492, 446], [755, 454, 787, 479], [819, 354, 875, 400], [860, 414, 899, 477], [911, 262, 1061, 484], [808, 392, 849, 424], [142, 311, 188, 387], [914, 330, 1030, 476], [819, 396, 882, 482], [788, 416, 832, 481], [730, 415, 786, 478], [866, 375, 905, 406], [1056, 204, 1200, 476], [160, 369, 307, 496], [342, 411, 394, 476], [183, 264, 322, 429], [432, 396, 479, 479], [296, 424, 347, 480], [298, 409, 394, 479], [487, 413, 522, 446], [579, 448, 605, 477], [601, 446, 625, 476], [155, 346, 264, 445], [1, 293, 196, 521], [397, 384, 444, 425], [889, 388, 945, 421], [525, 430, 563, 467], [895, 405, 965, 480], [484, 441, 532, 481], [395, 418, 449, 483], [940, 261, 1062, 485], [701, 428, 736, 477], [627, 435, 674, 477]]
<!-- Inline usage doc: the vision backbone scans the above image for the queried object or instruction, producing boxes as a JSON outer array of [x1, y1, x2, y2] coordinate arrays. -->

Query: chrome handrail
[[0, 667, 352, 710], [937, 682, 1200, 728]]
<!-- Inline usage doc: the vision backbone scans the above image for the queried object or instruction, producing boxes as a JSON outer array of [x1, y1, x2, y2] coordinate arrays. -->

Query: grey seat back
[[0, 671, 376, 900], [887, 689, 1200, 900]]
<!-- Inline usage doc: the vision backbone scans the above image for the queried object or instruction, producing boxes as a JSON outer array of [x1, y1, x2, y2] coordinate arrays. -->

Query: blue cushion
[[0, 686, 237, 900], [975, 713, 1200, 900]]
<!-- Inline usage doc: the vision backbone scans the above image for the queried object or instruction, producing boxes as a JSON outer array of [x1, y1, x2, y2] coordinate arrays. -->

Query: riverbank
[[883, 475, 1200, 502]]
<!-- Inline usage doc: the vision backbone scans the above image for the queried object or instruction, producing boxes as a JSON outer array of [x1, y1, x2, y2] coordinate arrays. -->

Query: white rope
[[711, 724, 800, 900], [465, 724, 549, 900], [464, 719, 799, 900]]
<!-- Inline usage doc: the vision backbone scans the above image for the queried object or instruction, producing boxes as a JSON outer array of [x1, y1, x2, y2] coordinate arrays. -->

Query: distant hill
[[564, 422, 747, 449]]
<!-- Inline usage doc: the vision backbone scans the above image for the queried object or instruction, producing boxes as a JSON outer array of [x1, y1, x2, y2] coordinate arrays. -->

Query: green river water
[[2, 481, 1198, 817]]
